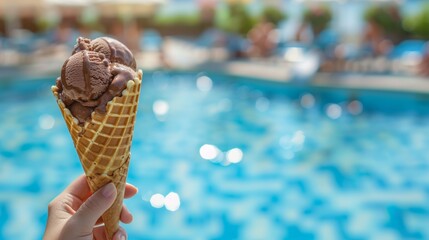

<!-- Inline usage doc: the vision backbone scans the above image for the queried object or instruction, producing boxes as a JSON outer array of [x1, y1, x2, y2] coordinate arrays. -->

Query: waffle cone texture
[[52, 70, 143, 239]]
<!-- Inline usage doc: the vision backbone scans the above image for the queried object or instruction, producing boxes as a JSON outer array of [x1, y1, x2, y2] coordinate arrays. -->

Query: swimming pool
[[1, 71, 429, 239]]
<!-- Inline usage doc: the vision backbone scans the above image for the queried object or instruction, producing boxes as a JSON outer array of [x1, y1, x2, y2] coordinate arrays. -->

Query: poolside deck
[[1, 52, 429, 95], [312, 73, 429, 94], [199, 60, 429, 95]]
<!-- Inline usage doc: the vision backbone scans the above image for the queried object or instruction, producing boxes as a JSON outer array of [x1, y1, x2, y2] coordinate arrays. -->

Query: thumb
[[71, 182, 117, 231]]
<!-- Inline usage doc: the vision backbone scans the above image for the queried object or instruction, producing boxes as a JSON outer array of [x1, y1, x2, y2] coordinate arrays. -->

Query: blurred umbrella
[[0, 0, 44, 17], [198, 0, 252, 6], [44, 0, 91, 7], [197, 0, 217, 8], [0, 0, 44, 10], [94, 0, 166, 19], [43, 0, 92, 19], [225, 0, 252, 4], [0, 0, 44, 35]]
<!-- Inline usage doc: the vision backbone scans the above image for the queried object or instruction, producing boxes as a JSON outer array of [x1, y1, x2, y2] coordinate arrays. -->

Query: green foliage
[[365, 5, 398, 34], [152, 4, 288, 36], [403, 4, 429, 40], [262, 6, 287, 26], [303, 5, 332, 35], [36, 15, 58, 33], [364, 4, 408, 41], [215, 3, 258, 36], [36, 18, 53, 33]]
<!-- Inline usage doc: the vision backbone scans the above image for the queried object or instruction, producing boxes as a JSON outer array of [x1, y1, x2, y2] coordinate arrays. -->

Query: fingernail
[[102, 183, 116, 198], [113, 232, 126, 240], [118, 233, 126, 240]]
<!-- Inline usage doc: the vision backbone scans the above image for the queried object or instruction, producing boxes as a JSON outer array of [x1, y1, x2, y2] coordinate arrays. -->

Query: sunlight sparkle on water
[[153, 100, 169, 120], [150, 193, 165, 208], [279, 130, 305, 152], [199, 144, 220, 160], [165, 192, 181, 211], [292, 131, 305, 145], [347, 100, 363, 115], [226, 148, 243, 163], [196, 75, 213, 92], [300, 94, 315, 109], [39, 115, 55, 130], [326, 104, 342, 119]]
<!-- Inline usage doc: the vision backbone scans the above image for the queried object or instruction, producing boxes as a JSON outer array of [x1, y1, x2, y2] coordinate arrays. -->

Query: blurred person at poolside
[[52, 17, 79, 47], [362, 5, 408, 57], [125, 20, 141, 53], [76, 21, 95, 39], [419, 51, 429, 76], [362, 21, 393, 57], [43, 175, 138, 240], [247, 18, 276, 58], [103, 17, 126, 45]]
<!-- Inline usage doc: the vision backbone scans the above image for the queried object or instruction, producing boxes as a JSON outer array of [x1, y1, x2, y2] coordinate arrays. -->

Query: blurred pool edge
[[2, 60, 429, 96]]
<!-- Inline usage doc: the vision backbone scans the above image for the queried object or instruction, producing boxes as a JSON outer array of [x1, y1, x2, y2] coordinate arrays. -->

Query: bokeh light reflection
[[39, 114, 55, 130], [165, 192, 181, 212], [153, 100, 169, 120], [279, 131, 306, 154], [347, 100, 363, 115], [150, 193, 165, 208], [226, 148, 243, 163], [300, 94, 315, 109], [196, 75, 213, 92], [199, 144, 220, 160], [291, 131, 305, 145], [326, 104, 342, 119]]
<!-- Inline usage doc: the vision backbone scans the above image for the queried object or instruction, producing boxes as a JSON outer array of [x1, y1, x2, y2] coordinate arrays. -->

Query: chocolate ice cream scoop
[[57, 36, 138, 124], [71, 37, 91, 55], [73, 37, 136, 70], [61, 50, 111, 103]]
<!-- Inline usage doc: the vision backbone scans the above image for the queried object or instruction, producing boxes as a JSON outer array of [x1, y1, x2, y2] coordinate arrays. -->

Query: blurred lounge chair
[[388, 40, 427, 75], [388, 40, 426, 59], [275, 42, 320, 81], [161, 37, 210, 69], [196, 29, 247, 59]]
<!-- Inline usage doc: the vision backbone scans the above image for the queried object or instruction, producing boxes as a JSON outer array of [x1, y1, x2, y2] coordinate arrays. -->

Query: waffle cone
[[52, 70, 143, 239]]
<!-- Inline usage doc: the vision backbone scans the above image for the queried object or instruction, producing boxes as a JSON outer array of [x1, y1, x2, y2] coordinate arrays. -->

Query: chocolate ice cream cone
[[52, 70, 142, 239]]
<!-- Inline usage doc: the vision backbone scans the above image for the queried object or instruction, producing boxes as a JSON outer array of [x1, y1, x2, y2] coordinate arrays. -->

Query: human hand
[[43, 175, 138, 240]]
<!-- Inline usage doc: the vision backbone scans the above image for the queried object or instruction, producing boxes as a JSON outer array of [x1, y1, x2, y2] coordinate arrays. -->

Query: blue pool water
[[2, 71, 429, 239]]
